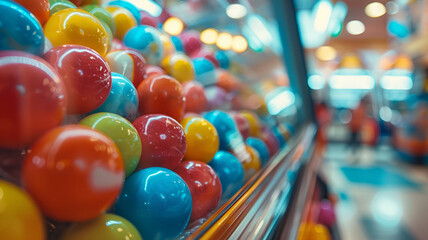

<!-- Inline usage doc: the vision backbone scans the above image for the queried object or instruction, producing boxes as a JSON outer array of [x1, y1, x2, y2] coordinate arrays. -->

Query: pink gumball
[[318, 200, 336, 227], [182, 81, 207, 114], [179, 31, 202, 57]]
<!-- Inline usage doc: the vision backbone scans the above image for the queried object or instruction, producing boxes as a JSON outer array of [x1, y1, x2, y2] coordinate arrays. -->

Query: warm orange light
[[232, 35, 248, 53], [200, 29, 218, 44], [216, 32, 233, 50], [163, 17, 184, 36]]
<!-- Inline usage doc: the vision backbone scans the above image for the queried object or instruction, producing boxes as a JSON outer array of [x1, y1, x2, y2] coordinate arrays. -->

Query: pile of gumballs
[[0, 1, 292, 240]]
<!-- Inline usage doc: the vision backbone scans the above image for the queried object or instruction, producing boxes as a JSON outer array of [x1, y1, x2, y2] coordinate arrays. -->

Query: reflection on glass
[[371, 192, 403, 227]]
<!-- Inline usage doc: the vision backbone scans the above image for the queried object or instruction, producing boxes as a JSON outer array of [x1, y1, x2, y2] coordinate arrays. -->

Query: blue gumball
[[0, 1, 44, 55], [108, 1, 141, 23], [115, 167, 192, 240], [193, 57, 216, 86], [171, 36, 183, 52], [214, 51, 229, 69], [124, 25, 164, 65], [272, 126, 287, 148], [208, 151, 244, 200], [203, 110, 243, 151], [246, 137, 270, 166], [92, 72, 138, 121]]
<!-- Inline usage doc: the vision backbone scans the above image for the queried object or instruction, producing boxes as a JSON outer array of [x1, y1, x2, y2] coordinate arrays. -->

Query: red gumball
[[144, 64, 166, 79], [44, 45, 112, 114], [105, 49, 146, 88], [140, 11, 158, 28], [132, 114, 186, 170], [216, 70, 241, 92], [137, 74, 185, 121], [22, 125, 124, 221], [182, 81, 207, 114], [68, 0, 83, 6], [174, 160, 222, 222], [179, 31, 202, 57], [13, 0, 50, 25], [231, 112, 251, 140], [0, 51, 67, 148], [260, 126, 280, 157]]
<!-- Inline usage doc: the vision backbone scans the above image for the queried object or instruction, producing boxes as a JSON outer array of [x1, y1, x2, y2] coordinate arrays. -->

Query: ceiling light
[[314, 0, 333, 33], [226, 4, 247, 19], [365, 2, 386, 18], [232, 35, 248, 53], [316, 46, 337, 61], [163, 17, 184, 36], [216, 32, 233, 50], [200, 29, 218, 44], [346, 20, 365, 35]]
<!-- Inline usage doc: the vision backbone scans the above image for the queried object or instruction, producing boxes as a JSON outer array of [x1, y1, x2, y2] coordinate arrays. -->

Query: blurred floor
[[321, 143, 428, 240]]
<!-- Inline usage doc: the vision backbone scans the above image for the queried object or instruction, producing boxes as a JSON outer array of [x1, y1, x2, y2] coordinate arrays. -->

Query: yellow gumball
[[160, 33, 176, 58], [241, 110, 261, 137], [0, 180, 45, 240], [181, 117, 219, 163], [242, 145, 261, 181], [162, 53, 195, 83], [60, 214, 142, 240], [105, 6, 137, 40], [44, 8, 110, 56]]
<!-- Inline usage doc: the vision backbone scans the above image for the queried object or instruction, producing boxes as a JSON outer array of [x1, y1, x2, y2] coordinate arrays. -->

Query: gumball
[[208, 151, 244, 200], [133, 114, 186, 170], [0, 180, 45, 240], [215, 51, 230, 69], [22, 125, 124, 221], [205, 86, 230, 110], [50, 0, 77, 15], [241, 110, 261, 137], [260, 126, 280, 157], [105, 50, 146, 88], [179, 31, 202, 56], [242, 145, 261, 181], [13, 0, 50, 25], [81, 0, 101, 5], [161, 52, 195, 83], [137, 74, 185, 121], [171, 35, 184, 52], [44, 45, 112, 114], [160, 33, 177, 57], [44, 8, 110, 56], [174, 161, 222, 222], [115, 168, 192, 240], [203, 111, 242, 151], [192, 48, 219, 67], [0, 51, 66, 148], [318, 200, 336, 227], [124, 25, 164, 64], [81, 113, 142, 177], [108, 1, 140, 24], [246, 137, 270, 166], [0, 1, 44, 55], [272, 126, 287, 148], [193, 57, 216, 86], [231, 112, 251, 140], [60, 214, 142, 240], [216, 70, 241, 92], [82, 5, 116, 36], [69, 0, 83, 6], [181, 117, 219, 163], [145, 64, 166, 78], [182, 81, 207, 113], [105, 6, 137, 40], [140, 11, 159, 28]]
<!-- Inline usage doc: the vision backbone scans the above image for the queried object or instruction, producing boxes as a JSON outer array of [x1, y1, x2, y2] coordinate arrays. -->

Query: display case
[[0, 0, 320, 239]]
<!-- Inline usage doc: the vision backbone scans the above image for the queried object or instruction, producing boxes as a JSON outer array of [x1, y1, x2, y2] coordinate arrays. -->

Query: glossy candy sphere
[[171, 35, 184, 52], [214, 51, 230, 69], [137, 74, 185, 121], [205, 86, 230, 110], [82, 5, 116, 36], [105, 6, 137, 40], [241, 111, 261, 137], [145, 64, 166, 78], [50, 0, 77, 15], [0, 51, 66, 148], [60, 214, 142, 240], [231, 112, 251, 140], [0, 1, 44, 55], [108, 1, 140, 24], [115, 168, 192, 240], [14, 0, 50, 25], [208, 151, 244, 200], [22, 125, 124, 222], [160, 33, 177, 58], [69, 0, 83, 6], [203, 111, 242, 151], [242, 145, 261, 181], [140, 11, 158, 28], [179, 31, 202, 56], [133, 115, 186, 170], [105, 50, 146, 88], [181, 117, 219, 163], [81, 113, 142, 177], [161, 52, 195, 83], [91, 73, 138, 120], [272, 126, 287, 148], [44, 45, 112, 114], [260, 126, 280, 157], [193, 57, 216, 86], [44, 8, 110, 56], [246, 137, 270, 166], [216, 70, 241, 92], [174, 161, 222, 222], [182, 81, 207, 113], [0, 180, 45, 240], [124, 25, 164, 64]]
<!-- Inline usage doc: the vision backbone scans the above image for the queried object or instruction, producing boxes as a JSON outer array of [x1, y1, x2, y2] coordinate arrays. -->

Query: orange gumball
[[22, 125, 124, 222], [13, 0, 50, 25], [216, 70, 241, 92], [242, 145, 261, 181], [137, 74, 185, 121]]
